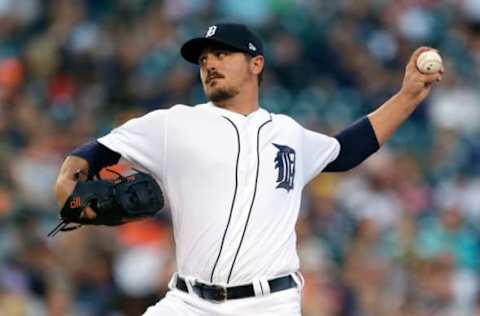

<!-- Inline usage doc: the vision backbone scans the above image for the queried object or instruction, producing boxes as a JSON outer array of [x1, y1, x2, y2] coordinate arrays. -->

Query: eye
[[216, 51, 227, 58], [199, 56, 207, 65]]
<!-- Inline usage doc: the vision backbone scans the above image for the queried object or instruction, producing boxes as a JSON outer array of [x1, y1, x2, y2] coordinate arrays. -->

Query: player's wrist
[[395, 89, 423, 108], [53, 176, 77, 207]]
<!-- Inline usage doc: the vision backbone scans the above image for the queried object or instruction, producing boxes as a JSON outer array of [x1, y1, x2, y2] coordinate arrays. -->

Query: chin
[[208, 87, 239, 103]]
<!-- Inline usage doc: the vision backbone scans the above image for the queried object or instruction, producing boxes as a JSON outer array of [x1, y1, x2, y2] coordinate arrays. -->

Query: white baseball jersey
[[98, 102, 340, 285]]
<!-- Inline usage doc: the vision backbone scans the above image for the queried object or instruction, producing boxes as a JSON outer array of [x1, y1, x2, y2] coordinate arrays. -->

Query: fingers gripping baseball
[[401, 47, 444, 103]]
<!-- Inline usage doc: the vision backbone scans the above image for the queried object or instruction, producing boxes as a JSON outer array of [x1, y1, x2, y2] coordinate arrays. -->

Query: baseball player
[[53, 23, 443, 315]]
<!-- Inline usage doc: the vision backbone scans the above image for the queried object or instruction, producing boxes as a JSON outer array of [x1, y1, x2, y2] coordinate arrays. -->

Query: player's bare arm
[[53, 140, 123, 220], [322, 47, 443, 173], [368, 47, 444, 145], [53, 155, 89, 208], [53, 155, 98, 219]]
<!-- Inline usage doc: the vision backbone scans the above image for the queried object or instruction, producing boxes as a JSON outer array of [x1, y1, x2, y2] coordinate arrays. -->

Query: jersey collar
[[202, 101, 271, 126]]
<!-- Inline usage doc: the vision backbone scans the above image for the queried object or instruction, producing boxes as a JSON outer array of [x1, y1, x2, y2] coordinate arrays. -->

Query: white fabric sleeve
[[97, 109, 168, 178], [302, 128, 341, 184]]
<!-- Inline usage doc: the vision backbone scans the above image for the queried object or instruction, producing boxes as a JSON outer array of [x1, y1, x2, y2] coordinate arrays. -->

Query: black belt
[[175, 275, 297, 302]]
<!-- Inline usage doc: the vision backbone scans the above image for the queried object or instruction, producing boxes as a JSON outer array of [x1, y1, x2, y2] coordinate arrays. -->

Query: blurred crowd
[[1, 0, 480, 315]]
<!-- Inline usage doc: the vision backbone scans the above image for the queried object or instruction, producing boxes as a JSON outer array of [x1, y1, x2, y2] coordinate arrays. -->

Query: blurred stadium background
[[1, 0, 480, 315]]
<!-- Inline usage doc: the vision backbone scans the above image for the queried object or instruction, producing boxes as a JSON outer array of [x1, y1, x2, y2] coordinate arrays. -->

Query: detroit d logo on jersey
[[273, 144, 295, 192]]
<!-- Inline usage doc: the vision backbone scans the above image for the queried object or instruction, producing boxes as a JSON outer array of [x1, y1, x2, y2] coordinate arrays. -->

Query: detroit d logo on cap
[[205, 25, 217, 38]]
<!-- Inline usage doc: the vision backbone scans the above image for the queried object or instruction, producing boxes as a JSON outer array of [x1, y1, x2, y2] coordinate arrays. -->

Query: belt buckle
[[212, 284, 227, 302], [199, 282, 228, 302]]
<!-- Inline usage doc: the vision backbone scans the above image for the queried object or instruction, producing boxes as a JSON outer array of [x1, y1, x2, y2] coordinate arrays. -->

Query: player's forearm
[[367, 91, 420, 146], [53, 140, 121, 211], [53, 156, 89, 207]]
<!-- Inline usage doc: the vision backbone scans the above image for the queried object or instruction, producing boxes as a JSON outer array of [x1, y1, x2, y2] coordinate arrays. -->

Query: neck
[[213, 87, 259, 115]]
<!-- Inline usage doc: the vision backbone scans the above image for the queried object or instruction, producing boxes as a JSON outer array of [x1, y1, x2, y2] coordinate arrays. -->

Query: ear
[[250, 55, 264, 75]]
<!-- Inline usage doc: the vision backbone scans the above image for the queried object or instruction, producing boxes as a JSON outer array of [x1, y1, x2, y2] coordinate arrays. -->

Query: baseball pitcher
[[52, 23, 443, 315]]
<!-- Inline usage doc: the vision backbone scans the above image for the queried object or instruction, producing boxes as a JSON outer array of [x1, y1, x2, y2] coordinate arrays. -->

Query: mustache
[[206, 72, 225, 84]]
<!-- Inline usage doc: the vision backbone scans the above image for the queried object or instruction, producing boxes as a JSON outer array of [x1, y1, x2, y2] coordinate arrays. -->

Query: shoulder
[[271, 112, 303, 129], [166, 103, 214, 122], [117, 104, 195, 127], [170, 103, 197, 111], [138, 104, 200, 120], [168, 103, 210, 115]]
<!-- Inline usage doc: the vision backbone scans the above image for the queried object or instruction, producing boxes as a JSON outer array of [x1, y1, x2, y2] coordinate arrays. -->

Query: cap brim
[[180, 37, 246, 64]]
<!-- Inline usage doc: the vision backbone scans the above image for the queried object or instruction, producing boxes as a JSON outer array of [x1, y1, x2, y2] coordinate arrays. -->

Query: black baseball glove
[[48, 170, 164, 237]]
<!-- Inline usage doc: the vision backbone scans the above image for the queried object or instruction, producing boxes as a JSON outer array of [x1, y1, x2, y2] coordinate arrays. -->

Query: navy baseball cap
[[181, 23, 264, 64]]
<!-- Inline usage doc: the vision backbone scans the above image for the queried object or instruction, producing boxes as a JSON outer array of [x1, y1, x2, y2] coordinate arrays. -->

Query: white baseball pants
[[143, 274, 303, 316]]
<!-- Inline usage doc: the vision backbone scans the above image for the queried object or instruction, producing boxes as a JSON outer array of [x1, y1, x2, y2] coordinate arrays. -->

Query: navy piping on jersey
[[209, 116, 241, 283], [227, 114, 273, 283]]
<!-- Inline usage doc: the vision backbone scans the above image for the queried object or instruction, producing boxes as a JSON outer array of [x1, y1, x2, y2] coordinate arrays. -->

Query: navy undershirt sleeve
[[324, 116, 380, 172], [70, 140, 121, 178]]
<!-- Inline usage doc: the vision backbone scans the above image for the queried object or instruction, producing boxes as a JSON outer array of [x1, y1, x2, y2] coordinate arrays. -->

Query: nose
[[202, 54, 219, 72]]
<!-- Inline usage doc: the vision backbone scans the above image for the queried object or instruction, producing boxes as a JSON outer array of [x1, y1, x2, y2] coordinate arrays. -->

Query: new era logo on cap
[[181, 23, 264, 64]]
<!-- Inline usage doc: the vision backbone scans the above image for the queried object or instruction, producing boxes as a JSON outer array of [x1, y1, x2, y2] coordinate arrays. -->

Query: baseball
[[416, 50, 443, 74]]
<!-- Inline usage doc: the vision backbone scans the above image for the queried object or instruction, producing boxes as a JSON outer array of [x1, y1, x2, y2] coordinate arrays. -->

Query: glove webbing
[[47, 221, 82, 237]]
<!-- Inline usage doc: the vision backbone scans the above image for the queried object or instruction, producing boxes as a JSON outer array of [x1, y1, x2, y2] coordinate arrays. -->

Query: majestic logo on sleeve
[[273, 144, 296, 192]]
